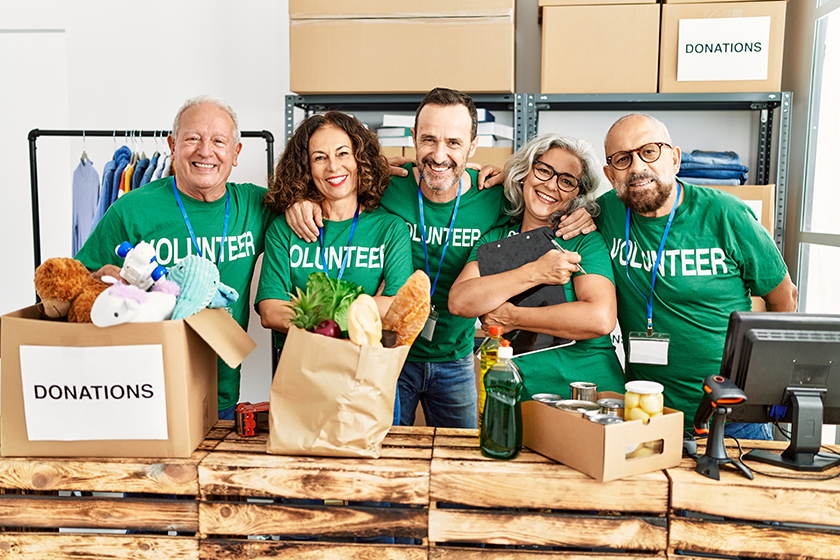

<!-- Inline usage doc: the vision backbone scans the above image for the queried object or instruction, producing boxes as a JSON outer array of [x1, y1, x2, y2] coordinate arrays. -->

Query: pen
[[549, 237, 587, 275]]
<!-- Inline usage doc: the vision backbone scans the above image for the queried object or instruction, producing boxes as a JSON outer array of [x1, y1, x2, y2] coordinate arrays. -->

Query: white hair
[[171, 95, 240, 145]]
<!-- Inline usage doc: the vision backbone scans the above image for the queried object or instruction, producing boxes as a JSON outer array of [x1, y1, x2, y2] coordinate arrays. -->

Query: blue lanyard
[[418, 177, 462, 298], [624, 181, 681, 336], [318, 204, 360, 280], [172, 177, 229, 265]]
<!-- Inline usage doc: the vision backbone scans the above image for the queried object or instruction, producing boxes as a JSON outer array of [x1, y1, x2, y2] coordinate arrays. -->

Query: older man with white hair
[[76, 95, 274, 419]]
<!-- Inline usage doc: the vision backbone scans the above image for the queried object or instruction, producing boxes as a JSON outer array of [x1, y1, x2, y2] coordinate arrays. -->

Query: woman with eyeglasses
[[449, 132, 624, 399]]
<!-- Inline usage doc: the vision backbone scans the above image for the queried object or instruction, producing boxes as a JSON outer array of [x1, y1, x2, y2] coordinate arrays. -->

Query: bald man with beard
[[596, 113, 797, 439]]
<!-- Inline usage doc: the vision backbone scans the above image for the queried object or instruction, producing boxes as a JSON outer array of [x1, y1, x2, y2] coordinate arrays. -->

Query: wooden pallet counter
[[0, 424, 231, 559], [429, 427, 668, 557], [666, 440, 840, 560], [197, 423, 433, 559]]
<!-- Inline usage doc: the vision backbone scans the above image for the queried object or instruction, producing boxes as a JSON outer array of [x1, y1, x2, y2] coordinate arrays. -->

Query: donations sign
[[677, 16, 771, 82], [19, 344, 168, 441]]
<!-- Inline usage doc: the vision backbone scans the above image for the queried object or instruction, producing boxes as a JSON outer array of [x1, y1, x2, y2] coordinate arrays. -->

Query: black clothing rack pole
[[27, 128, 275, 273]]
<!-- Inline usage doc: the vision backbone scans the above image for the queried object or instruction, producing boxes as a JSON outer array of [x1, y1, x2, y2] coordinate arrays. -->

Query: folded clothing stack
[[678, 150, 749, 186]]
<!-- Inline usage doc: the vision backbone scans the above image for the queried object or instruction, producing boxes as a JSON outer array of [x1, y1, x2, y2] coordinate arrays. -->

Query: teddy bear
[[33, 257, 109, 323]]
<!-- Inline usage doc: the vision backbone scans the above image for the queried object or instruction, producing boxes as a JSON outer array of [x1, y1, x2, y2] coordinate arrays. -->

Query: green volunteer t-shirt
[[75, 177, 274, 411], [596, 181, 789, 427], [382, 163, 509, 363], [255, 206, 413, 350], [468, 223, 625, 399]]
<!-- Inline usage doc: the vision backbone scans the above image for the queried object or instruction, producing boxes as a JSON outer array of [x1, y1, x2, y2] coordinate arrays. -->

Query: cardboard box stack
[[289, 0, 515, 94], [659, 0, 787, 92], [540, 0, 661, 94]]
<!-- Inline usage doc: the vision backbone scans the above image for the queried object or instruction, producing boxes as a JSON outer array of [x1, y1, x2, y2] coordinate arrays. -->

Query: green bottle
[[480, 339, 523, 460], [478, 325, 504, 432]]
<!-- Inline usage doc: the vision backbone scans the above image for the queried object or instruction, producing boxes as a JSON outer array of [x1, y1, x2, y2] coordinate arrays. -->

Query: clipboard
[[476, 226, 575, 357]]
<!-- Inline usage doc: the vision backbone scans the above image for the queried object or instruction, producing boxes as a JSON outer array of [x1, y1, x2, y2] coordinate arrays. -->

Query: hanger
[[80, 130, 89, 163]]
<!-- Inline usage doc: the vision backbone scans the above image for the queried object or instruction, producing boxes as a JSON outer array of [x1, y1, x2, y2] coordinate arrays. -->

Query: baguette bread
[[383, 270, 431, 347]]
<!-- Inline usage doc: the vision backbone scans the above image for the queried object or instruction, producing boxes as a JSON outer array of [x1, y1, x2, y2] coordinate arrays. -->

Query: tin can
[[596, 398, 625, 417], [588, 414, 625, 425], [555, 399, 601, 414], [532, 393, 564, 406], [570, 381, 598, 402]]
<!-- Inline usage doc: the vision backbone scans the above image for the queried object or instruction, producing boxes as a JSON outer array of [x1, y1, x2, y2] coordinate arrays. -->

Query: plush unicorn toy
[[90, 279, 180, 327]]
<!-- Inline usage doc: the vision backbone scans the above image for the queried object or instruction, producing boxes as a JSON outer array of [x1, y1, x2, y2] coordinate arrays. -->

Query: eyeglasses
[[532, 160, 581, 192], [606, 142, 672, 170]]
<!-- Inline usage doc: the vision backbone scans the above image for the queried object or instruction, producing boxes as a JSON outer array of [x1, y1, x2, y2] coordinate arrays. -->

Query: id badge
[[421, 306, 438, 341], [628, 332, 670, 365]]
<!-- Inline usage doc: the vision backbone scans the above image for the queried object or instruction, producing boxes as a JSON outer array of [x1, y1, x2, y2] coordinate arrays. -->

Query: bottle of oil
[[478, 325, 504, 431], [480, 339, 523, 460]]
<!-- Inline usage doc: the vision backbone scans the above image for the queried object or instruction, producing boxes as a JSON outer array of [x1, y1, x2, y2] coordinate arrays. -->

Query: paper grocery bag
[[267, 326, 410, 458]]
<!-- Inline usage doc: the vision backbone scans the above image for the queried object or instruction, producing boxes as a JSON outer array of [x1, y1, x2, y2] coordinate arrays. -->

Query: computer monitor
[[720, 311, 840, 471]]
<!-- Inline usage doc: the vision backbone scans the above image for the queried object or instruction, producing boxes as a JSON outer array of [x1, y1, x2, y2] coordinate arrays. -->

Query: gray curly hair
[[503, 132, 601, 222]]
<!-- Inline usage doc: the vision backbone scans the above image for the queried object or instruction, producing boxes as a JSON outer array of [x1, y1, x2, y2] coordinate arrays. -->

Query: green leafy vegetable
[[306, 272, 365, 334]]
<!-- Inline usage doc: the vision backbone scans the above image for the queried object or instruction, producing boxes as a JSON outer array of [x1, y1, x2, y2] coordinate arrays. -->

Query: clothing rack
[[27, 128, 275, 272]]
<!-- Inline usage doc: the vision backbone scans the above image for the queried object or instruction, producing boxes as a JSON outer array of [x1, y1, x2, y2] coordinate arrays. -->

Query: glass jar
[[624, 380, 664, 422]]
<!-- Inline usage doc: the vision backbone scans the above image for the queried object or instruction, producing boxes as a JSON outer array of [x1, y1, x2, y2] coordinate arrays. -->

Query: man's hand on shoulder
[[388, 156, 412, 178], [285, 200, 323, 243], [555, 207, 597, 240], [470, 164, 504, 190]]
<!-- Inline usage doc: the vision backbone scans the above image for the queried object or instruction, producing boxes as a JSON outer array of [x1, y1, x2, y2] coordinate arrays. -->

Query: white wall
[[1, 1, 291, 404]]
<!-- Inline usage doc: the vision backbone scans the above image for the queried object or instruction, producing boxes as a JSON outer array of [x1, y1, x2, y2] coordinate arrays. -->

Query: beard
[[615, 171, 674, 215], [418, 153, 466, 193]]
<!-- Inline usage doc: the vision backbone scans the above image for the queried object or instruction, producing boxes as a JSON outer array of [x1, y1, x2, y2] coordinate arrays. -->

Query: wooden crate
[[0, 423, 229, 559], [429, 427, 669, 556], [667, 439, 840, 560], [197, 424, 433, 558]]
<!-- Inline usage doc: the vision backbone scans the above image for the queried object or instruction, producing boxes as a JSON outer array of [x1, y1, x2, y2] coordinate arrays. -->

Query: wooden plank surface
[[429, 509, 667, 550], [0, 495, 197, 532], [199, 452, 430, 504], [201, 539, 427, 559], [432, 551, 666, 560], [670, 517, 840, 560], [0, 533, 198, 559], [199, 501, 427, 538], [431, 458, 668, 512], [668, 455, 840, 526], [0, 455, 201, 494]]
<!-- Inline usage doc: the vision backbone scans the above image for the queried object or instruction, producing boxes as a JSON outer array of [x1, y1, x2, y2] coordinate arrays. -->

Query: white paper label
[[677, 17, 771, 82], [19, 345, 168, 441]]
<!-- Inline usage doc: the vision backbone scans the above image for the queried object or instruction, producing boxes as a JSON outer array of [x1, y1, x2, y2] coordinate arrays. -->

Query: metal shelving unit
[[284, 92, 791, 250], [525, 92, 792, 251]]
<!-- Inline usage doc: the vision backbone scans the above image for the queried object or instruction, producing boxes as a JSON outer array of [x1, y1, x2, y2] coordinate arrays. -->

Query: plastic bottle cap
[[488, 325, 504, 336], [498, 344, 514, 360], [624, 380, 664, 394]]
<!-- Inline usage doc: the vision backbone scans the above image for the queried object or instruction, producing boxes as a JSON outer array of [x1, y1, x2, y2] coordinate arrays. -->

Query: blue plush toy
[[167, 255, 239, 320]]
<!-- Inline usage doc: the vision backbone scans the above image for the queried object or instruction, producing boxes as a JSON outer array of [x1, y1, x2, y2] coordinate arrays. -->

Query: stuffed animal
[[167, 255, 239, 320], [115, 241, 167, 290], [90, 279, 180, 327], [33, 257, 109, 323]]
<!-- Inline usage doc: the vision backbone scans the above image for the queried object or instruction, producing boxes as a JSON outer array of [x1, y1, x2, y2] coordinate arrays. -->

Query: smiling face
[[412, 103, 478, 197], [308, 124, 359, 213], [603, 115, 681, 217], [167, 102, 241, 201], [522, 147, 583, 227]]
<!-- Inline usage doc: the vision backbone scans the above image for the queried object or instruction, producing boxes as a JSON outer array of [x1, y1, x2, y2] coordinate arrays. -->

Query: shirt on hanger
[[72, 159, 100, 256]]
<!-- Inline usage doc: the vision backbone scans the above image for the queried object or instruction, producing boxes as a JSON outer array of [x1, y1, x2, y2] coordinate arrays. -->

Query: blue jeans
[[218, 404, 236, 420], [398, 354, 477, 428], [681, 150, 744, 167], [723, 422, 773, 441]]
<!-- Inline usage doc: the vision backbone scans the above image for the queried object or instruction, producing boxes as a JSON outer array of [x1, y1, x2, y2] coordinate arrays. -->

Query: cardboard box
[[0, 306, 255, 458], [290, 1, 515, 94], [404, 147, 514, 171], [522, 392, 684, 482], [541, 4, 660, 94], [659, 1, 786, 92], [701, 183, 775, 233]]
